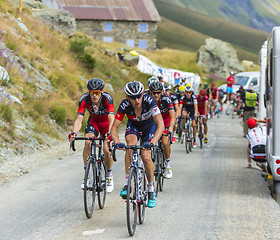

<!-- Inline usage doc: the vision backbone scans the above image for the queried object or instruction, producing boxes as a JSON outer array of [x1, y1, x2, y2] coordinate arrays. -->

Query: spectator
[[226, 72, 235, 103], [246, 118, 266, 170]]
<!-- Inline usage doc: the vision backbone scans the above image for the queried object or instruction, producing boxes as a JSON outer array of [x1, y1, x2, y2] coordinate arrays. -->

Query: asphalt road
[[1, 113, 280, 240]]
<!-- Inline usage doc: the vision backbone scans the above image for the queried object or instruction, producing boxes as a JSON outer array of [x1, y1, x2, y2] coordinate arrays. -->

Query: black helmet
[[149, 81, 163, 91], [124, 81, 144, 97], [87, 78, 105, 90]]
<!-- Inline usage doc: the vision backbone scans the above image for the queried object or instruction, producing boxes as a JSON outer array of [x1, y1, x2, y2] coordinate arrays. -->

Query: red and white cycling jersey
[[211, 87, 219, 100], [247, 126, 267, 159], [196, 95, 208, 115]]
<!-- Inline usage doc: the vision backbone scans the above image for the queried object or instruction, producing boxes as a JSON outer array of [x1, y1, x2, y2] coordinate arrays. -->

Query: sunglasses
[[129, 94, 142, 100], [186, 91, 192, 94], [152, 91, 162, 95], [89, 90, 102, 95]]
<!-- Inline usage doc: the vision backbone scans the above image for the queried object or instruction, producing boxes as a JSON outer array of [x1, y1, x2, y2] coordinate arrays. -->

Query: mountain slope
[[155, 0, 268, 58], [158, 0, 280, 32]]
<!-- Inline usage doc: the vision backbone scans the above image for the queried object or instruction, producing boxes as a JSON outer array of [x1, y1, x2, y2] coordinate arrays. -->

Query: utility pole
[[19, 0, 22, 14]]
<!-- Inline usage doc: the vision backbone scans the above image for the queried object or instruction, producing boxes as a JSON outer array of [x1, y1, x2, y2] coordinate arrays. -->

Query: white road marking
[[82, 229, 105, 235]]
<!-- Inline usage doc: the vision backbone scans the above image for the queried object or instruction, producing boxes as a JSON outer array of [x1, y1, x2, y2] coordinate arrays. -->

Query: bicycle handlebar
[[70, 136, 106, 152]]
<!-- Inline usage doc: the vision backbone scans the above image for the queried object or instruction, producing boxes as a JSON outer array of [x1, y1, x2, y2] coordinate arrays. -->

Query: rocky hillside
[[159, 0, 280, 32]]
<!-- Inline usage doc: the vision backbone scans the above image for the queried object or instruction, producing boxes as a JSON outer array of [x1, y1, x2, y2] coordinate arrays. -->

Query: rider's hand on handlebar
[[163, 130, 169, 136], [116, 142, 125, 149], [68, 132, 77, 142], [105, 132, 113, 142], [143, 141, 154, 149]]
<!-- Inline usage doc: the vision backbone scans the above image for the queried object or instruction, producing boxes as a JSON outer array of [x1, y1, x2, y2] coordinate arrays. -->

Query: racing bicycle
[[196, 115, 204, 149], [181, 115, 193, 153]]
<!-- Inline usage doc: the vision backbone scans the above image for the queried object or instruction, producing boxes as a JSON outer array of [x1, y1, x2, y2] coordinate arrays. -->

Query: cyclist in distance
[[68, 78, 115, 193], [164, 84, 180, 143], [150, 81, 176, 178], [210, 83, 219, 117], [196, 89, 209, 144], [174, 76, 187, 94], [178, 84, 198, 147], [226, 71, 235, 103], [110, 81, 164, 208]]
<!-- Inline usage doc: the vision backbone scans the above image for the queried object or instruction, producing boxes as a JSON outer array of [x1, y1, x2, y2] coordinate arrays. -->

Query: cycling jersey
[[78, 92, 115, 136], [211, 87, 219, 100], [196, 95, 208, 115], [169, 93, 179, 105], [180, 94, 197, 118], [157, 95, 174, 128], [247, 126, 266, 161]]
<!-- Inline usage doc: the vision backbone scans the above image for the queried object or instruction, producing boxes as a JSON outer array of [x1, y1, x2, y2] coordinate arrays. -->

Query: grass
[[154, 0, 268, 62]]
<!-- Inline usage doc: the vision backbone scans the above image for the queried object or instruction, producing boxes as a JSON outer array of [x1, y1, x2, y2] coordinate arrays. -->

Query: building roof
[[41, 0, 161, 22]]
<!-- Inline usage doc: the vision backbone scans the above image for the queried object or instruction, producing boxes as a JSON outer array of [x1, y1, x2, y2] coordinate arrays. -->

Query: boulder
[[32, 8, 76, 37], [197, 38, 245, 78], [0, 66, 10, 83], [123, 53, 139, 66]]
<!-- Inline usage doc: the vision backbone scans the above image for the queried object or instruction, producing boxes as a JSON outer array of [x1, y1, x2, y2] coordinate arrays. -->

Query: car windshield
[[235, 76, 249, 86]]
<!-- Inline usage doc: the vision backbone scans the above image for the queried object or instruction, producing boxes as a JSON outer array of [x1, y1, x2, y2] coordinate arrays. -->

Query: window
[[103, 37, 113, 43], [250, 77, 258, 86], [138, 40, 147, 49], [126, 39, 135, 47], [104, 22, 113, 32], [139, 23, 148, 32]]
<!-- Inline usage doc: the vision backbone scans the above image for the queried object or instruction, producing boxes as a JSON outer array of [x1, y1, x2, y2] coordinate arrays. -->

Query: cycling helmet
[[229, 71, 235, 75], [181, 76, 186, 81], [199, 89, 206, 96], [149, 81, 163, 91], [164, 84, 172, 91], [211, 82, 216, 86], [178, 86, 185, 93], [87, 78, 105, 90], [148, 76, 158, 86], [186, 83, 192, 88], [124, 81, 144, 97], [185, 85, 193, 92], [204, 83, 209, 88]]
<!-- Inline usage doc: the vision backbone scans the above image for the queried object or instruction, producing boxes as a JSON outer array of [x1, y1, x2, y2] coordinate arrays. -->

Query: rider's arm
[[205, 102, 208, 115], [110, 118, 122, 143], [168, 109, 176, 133], [73, 114, 83, 134], [108, 113, 115, 132], [174, 104, 180, 118], [151, 114, 164, 146], [194, 103, 198, 117]]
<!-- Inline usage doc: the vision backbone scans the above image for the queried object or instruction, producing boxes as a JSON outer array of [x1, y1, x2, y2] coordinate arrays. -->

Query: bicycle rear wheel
[[127, 167, 137, 236], [189, 127, 193, 152], [198, 122, 203, 149], [178, 120, 183, 142], [154, 151, 160, 197], [84, 158, 96, 218], [97, 155, 107, 209], [159, 152, 165, 191], [226, 103, 234, 115], [185, 126, 189, 154], [138, 170, 147, 224]]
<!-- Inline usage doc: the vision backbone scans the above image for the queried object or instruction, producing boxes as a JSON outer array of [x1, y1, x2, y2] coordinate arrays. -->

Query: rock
[[105, 83, 115, 94], [32, 8, 76, 37], [0, 66, 10, 83], [23, 0, 45, 9], [121, 69, 129, 76], [197, 38, 245, 78], [242, 60, 258, 69], [105, 49, 116, 57], [123, 53, 139, 66], [0, 87, 22, 105]]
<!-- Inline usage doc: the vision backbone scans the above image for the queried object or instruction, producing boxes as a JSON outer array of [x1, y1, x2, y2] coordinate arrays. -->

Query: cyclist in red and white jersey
[[210, 83, 219, 116], [111, 81, 164, 208], [68, 78, 115, 192], [196, 89, 209, 143], [150, 81, 176, 178]]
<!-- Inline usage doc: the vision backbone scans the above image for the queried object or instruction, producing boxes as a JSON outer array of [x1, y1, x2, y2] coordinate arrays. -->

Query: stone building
[[41, 0, 161, 51]]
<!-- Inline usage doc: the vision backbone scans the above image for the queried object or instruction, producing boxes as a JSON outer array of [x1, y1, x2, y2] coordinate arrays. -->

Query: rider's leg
[[192, 119, 197, 140], [162, 135, 171, 159], [83, 132, 95, 168], [141, 149, 154, 184], [103, 140, 113, 172], [203, 117, 208, 138], [181, 110, 187, 128]]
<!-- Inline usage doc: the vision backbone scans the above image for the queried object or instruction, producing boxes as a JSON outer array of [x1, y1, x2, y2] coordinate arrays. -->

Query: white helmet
[[148, 76, 158, 86], [185, 85, 193, 92], [164, 84, 172, 91], [124, 81, 144, 97]]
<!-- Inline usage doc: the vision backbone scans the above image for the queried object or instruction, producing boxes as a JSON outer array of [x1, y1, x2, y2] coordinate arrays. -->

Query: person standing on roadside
[[226, 72, 235, 103]]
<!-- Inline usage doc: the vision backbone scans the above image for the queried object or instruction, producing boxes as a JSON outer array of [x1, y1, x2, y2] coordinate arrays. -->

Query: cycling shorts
[[182, 108, 195, 120], [198, 108, 206, 116], [227, 86, 233, 93], [85, 117, 109, 136], [125, 119, 156, 142]]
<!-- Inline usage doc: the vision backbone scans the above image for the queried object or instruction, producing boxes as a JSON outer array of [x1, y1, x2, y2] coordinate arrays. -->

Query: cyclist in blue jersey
[[111, 81, 164, 208], [178, 85, 198, 147]]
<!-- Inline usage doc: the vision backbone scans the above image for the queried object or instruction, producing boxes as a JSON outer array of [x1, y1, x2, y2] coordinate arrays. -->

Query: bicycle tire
[[159, 152, 165, 192], [127, 167, 137, 236], [138, 171, 147, 224], [154, 150, 160, 197], [199, 122, 203, 149], [178, 120, 183, 142], [185, 126, 189, 154], [84, 158, 96, 218], [189, 126, 193, 152], [97, 155, 107, 209], [226, 103, 234, 115]]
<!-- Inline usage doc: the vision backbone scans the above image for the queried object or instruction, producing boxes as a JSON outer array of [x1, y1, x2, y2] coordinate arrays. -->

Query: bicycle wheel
[[189, 126, 193, 152], [198, 122, 203, 149], [84, 158, 96, 218], [154, 150, 160, 197], [226, 103, 234, 115], [127, 167, 137, 236], [97, 155, 107, 209], [138, 170, 147, 224], [185, 126, 189, 154], [178, 120, 183, 142], [159, 152, 165, 191]]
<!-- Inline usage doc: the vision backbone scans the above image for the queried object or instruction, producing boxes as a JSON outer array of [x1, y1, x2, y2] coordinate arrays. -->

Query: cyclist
[[145, 76, 158, 95], [150, 81, 176, 178], [210, 83, 219, 117], [164, 84, 179, 143], [176, 85, 186, 139], [196, 89, 209, 143], [174, 76, 187, 94], [179, 85, 198, 147], [68, 78, 115, 193], [226, 71, 235, 103], [110, 81, 164, 208]]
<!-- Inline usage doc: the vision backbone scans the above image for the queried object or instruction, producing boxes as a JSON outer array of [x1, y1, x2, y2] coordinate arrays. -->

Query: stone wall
[[76, 20, 158, 51]]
